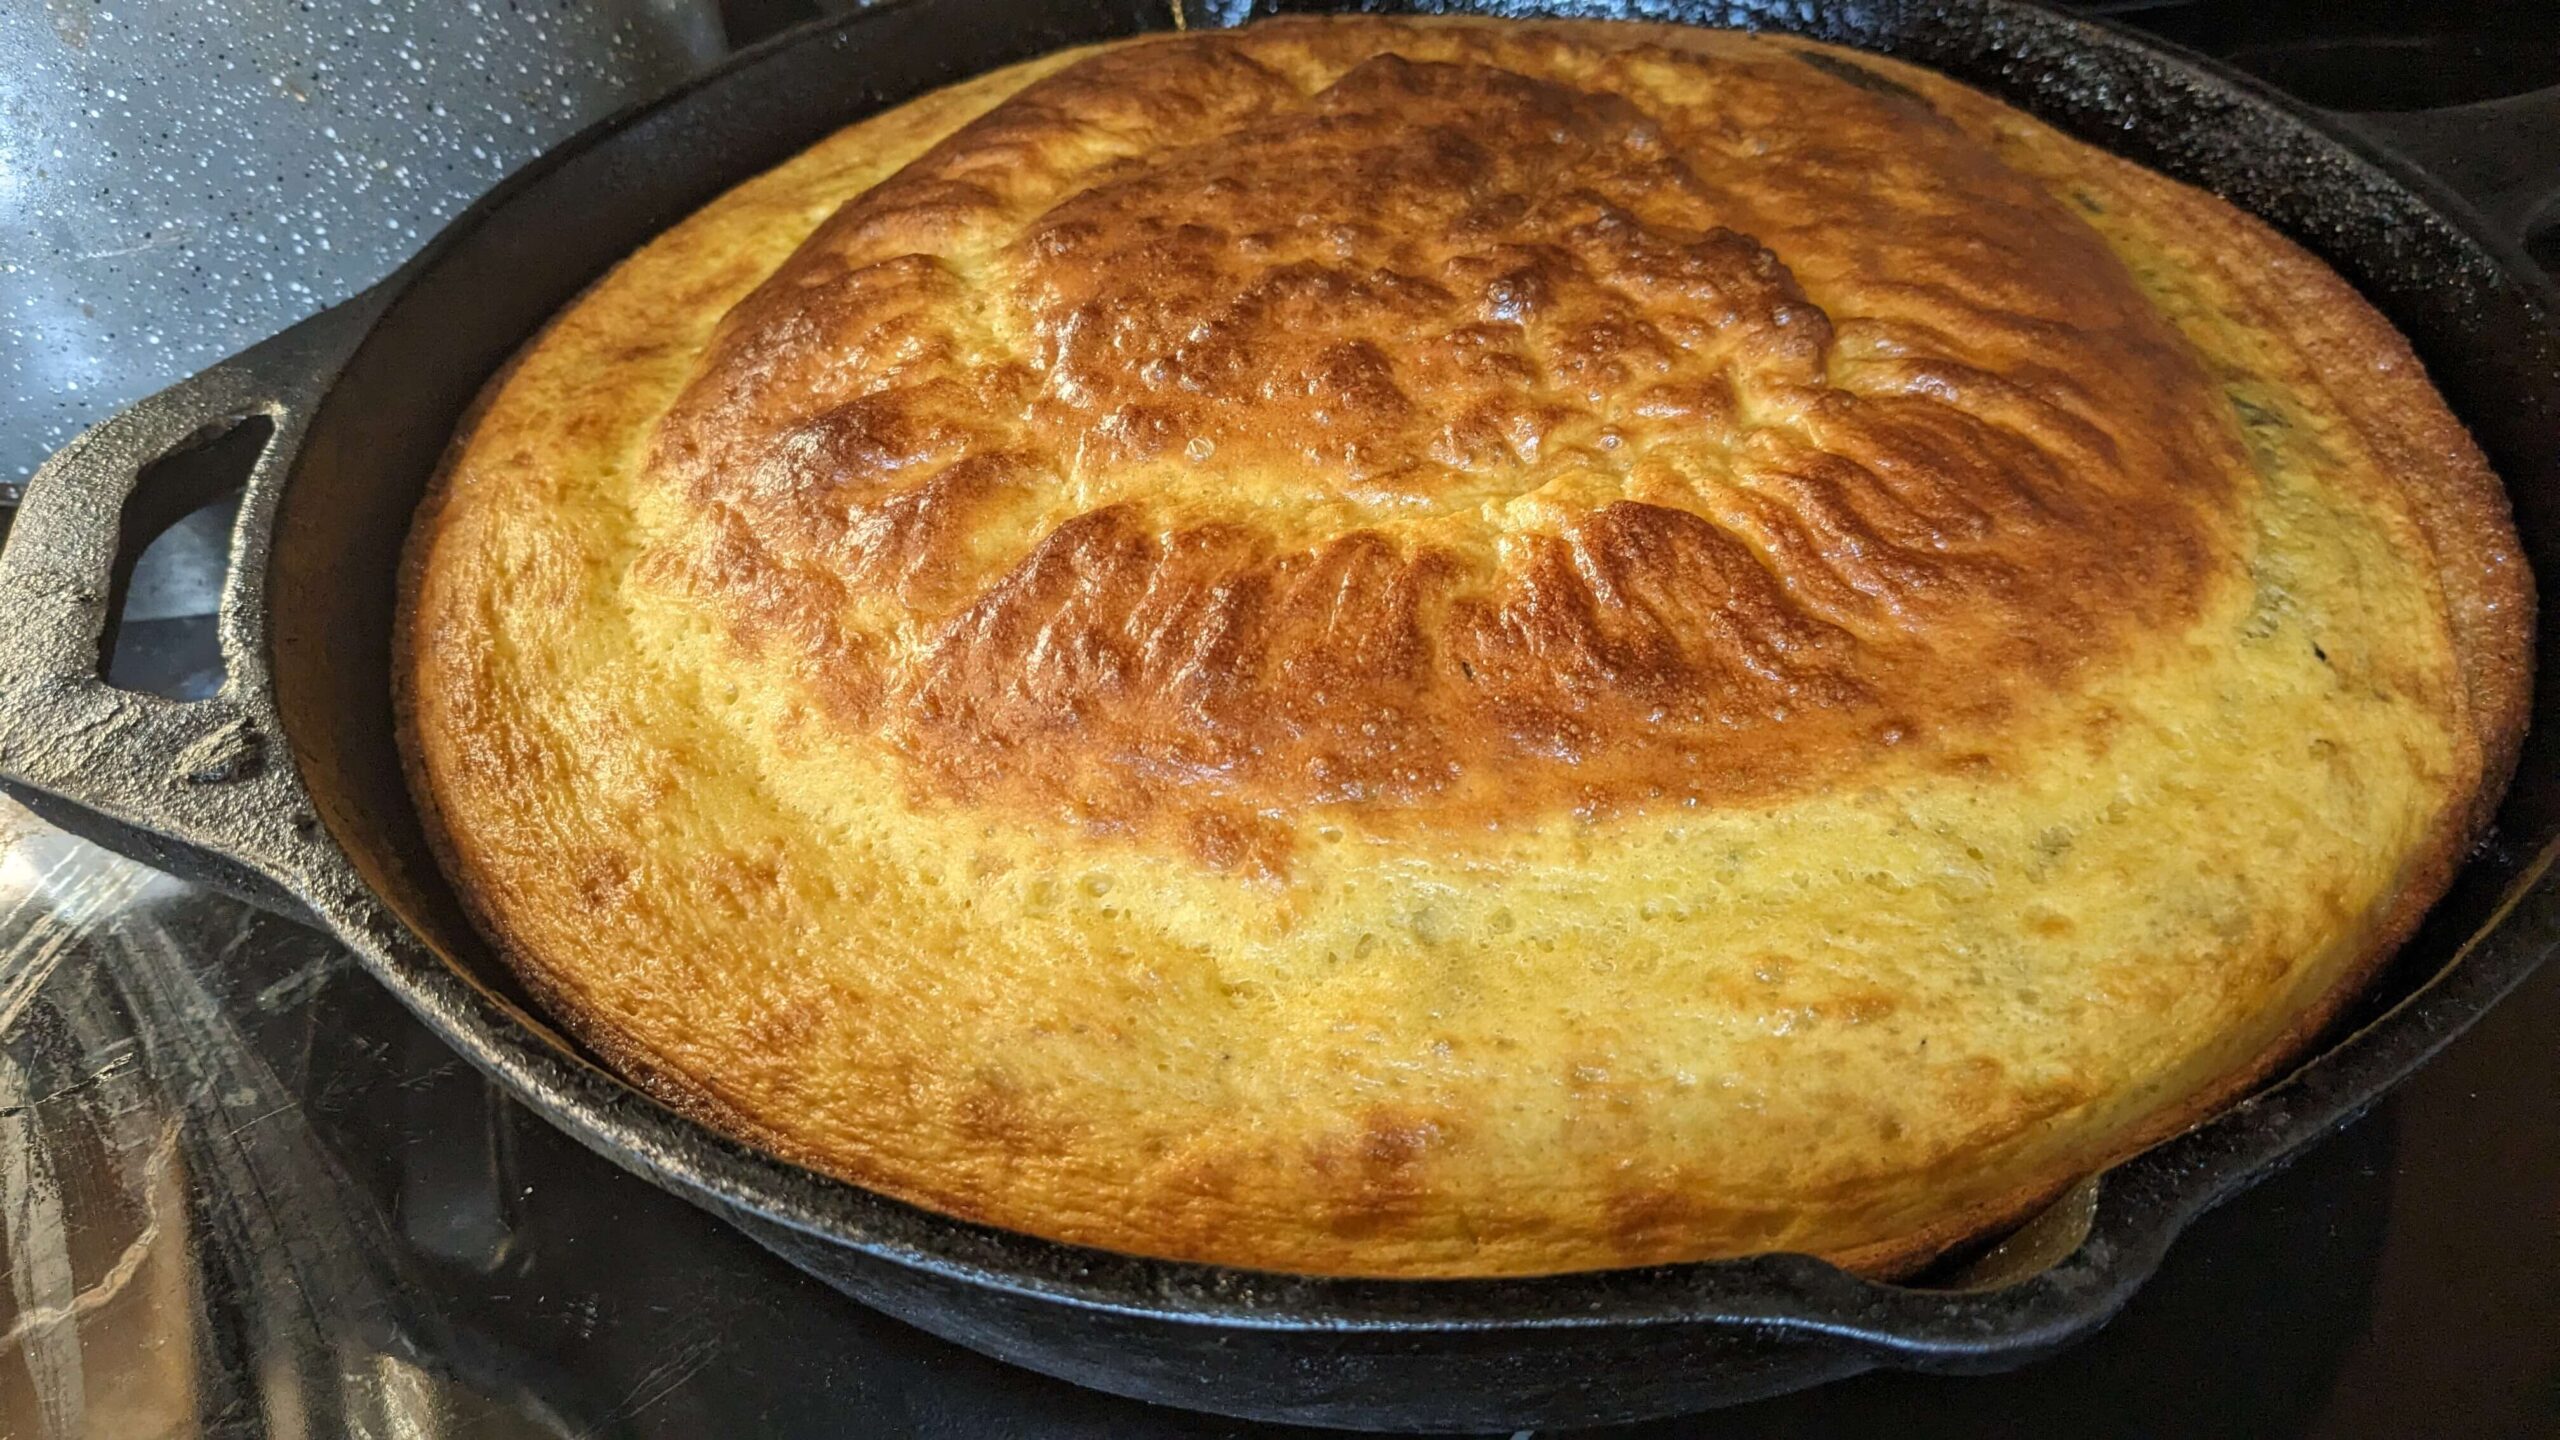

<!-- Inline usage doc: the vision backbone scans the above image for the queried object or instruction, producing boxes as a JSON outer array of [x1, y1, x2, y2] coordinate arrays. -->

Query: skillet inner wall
[[271, 0, 2560, 1197]]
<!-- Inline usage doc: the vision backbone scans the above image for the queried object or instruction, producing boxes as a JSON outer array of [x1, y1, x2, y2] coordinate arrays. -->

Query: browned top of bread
[[401, 17, 2529, 1278], [649, 22, 2244, 873]]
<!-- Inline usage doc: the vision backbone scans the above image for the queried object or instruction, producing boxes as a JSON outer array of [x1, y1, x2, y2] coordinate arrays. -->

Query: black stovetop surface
[[1, 3, 2554, 1437]]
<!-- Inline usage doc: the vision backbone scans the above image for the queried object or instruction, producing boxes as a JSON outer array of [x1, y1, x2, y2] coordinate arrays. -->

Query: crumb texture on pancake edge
[[400, 18, 2526, 1278]]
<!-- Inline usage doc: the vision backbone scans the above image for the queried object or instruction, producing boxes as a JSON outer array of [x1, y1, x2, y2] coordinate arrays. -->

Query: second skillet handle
[[0, 297, 376, 917], [2329, 85, 2560, 258]]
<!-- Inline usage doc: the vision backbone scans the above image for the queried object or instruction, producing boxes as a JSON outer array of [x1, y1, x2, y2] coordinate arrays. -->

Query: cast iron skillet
[[2, 0, 2556, 1429]]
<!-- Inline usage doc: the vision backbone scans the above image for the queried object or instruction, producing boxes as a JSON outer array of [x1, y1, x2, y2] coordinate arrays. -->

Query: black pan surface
[[1, 0, 2555, 1429]]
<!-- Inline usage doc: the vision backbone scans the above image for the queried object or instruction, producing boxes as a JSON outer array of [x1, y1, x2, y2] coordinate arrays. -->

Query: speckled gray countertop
[[0, 0, 726, 495]]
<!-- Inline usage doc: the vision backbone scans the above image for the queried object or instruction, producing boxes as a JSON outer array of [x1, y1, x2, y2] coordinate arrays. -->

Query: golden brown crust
[[1762, 40, 2536, 1276], [2211, 214, 2533, 822], [645, 21, 2242, 870], [399, 19, 2531, 1279]]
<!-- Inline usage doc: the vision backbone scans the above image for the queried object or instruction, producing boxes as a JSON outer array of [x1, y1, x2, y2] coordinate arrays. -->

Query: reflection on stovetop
[[6, 794, 2555, 1439], [2, 3, 2557, 1437]]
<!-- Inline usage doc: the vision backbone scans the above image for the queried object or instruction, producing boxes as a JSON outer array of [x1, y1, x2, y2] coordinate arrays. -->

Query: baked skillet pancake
[[398, 16, 2530, 1278]]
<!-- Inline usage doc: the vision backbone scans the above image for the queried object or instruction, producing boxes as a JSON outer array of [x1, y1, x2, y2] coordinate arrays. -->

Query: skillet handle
[[0, 296, 377, 917], [2328, 86, 2560, 257]]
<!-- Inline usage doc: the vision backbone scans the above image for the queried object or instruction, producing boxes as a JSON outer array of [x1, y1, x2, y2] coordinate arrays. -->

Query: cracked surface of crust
[[400, 18, 2530, 1277], [644, 24, 2237, 869]]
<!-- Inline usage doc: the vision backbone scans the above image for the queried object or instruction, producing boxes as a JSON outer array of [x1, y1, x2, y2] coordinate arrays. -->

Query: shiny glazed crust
[[398, 19, 2531, 1278]]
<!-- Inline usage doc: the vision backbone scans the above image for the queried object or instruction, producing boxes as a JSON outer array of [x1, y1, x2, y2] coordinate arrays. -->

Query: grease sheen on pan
[[399, 17, 2530, 1278]]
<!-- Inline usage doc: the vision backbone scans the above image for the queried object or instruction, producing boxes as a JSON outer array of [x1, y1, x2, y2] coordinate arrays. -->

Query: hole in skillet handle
[[0, 400, 285, 894], [102, 413, 273, 703], [0, 295, 375, 916]]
